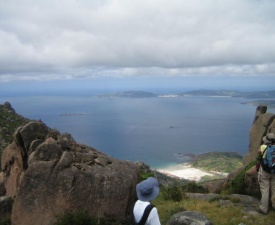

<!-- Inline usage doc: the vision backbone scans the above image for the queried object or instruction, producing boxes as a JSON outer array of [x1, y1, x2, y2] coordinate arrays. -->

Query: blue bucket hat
[[136, 177, 159, 202]]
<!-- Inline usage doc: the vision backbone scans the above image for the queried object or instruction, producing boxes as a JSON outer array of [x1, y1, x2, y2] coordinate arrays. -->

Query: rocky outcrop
[[243, 105, 275, 165], [0, 102, 30, 165], [0, 172, 5, 196], [1, 121, 139, 225], [166, 211, 212, 225], [201, 105, 275, 195], [200, 178, 227, 193], [244, 166, 260, 197]]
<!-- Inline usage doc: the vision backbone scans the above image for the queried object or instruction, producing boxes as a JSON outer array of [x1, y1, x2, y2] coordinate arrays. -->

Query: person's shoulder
[[135, 200, 150, 208]]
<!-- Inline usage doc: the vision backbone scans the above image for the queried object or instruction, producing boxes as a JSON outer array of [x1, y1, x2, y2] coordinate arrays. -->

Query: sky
[[0, 0, 275, 94]]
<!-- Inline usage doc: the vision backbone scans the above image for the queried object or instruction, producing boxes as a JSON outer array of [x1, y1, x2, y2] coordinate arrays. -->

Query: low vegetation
[[49, 181, 275, 225], [0, 102, 30, 166], [222, 161, 260, 197], [191, 151, 243, 173], [53, 211, 110, 225], [155, 194, 275, 225]]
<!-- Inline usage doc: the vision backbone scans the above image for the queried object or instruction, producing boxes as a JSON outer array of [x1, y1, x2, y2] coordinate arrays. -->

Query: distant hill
[[96, 89, 275, 99], [242, 99, 275, 109], [179, 89, 275, 99], [94, 89, 275, 108], [96, 91, 157, 98]]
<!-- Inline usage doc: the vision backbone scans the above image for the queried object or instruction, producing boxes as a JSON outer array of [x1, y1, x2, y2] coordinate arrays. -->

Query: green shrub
[[224, 161, 255, 195], [182, 182, 208, 193], [53, 211, 109, 225], [161, 186, 183, 202], [139, 169, 154, 181], [0, 215, 11, 225]]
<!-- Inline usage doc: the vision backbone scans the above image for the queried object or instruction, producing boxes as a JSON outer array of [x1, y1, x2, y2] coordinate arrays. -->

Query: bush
[[224, 161, 255, 195], [139, 169, 154, 181], [182, 182, 208, 193], [53, 211, 109, 225], [0, 214, 11, 225], [161, 186, 183, 202]]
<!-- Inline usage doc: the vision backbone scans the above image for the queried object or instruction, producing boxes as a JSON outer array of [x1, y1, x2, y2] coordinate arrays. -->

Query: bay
[[2, 95, 263, 168]]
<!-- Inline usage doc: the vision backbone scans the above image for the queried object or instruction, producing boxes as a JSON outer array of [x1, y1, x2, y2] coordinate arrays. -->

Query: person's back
[[257, 133, 275, 214], [133, 177, 161, 225]]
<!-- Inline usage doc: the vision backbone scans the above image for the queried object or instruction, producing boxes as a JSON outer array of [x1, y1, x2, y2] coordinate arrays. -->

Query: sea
[[2, 93, 274, 169]]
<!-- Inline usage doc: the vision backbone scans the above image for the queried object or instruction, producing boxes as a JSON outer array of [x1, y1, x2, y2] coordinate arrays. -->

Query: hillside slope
[[0, 102, 30, 164]]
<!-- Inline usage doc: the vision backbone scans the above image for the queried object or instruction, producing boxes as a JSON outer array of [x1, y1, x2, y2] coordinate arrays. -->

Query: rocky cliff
[[1, 121, 139, 225], [243, 105, 275, 165], [0, 102, 30, 166]]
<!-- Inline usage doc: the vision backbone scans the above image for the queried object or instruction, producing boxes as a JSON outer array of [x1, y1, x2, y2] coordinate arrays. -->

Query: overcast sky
[[0, 0, 275, 91]]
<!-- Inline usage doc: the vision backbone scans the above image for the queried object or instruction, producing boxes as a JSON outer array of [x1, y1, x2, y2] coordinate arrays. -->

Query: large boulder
[[1, 142, 25, 197], [244, 166, 260, 197], [166, 211, 212, 225], [243, 106, 275, 165], [0, 172, 5, 196], [1, 122, 140, 225]]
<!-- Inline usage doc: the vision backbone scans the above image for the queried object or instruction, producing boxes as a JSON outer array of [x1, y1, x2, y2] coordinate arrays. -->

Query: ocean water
[[2, 95, 267, 168]]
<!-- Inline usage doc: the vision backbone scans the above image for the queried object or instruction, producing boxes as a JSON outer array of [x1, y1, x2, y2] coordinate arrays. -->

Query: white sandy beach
[[156, 164, 226, 182]]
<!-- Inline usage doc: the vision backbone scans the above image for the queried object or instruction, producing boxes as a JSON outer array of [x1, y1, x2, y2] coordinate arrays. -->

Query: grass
[[0, 215, 11, 225], [153, 192, 275, 225], [53, 211, 113, 225], [0, 103, 30, 167]]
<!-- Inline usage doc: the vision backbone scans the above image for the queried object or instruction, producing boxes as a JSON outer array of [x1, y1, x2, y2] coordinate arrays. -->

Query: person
[[133, 177, 161, 225], [256, 135, 270, 172], [257, 132, 275, 214]]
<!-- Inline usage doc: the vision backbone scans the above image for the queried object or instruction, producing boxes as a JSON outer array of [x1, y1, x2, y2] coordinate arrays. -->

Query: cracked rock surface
[[1, 122, 139, 225]]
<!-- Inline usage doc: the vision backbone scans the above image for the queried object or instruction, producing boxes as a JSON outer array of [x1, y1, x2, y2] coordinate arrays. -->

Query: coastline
[[155, 163, 228, 182]]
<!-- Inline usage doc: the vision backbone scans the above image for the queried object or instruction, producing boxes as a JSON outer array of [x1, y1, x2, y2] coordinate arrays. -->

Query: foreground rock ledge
[[167, 211, 212, 225], [1, 121, 139, 225]]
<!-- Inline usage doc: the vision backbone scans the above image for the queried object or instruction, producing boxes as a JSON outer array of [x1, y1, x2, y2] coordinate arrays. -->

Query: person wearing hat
[[257, 133, 275, 214], [133, 177, 161, 225]]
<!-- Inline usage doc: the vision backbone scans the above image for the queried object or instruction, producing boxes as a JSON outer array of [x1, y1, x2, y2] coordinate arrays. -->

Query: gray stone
[[167, 211, 212, 225], [0, 172, 5, 196], [1, 122, 140, 225], [186, 193, 219, 201], [243, 110, 275, 165]]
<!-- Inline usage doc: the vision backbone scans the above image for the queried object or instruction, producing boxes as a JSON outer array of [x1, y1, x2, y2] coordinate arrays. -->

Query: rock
[[166, 211, 213, 225], [244, 167, 260, 197], [1, 142, 25, 197], [186, 193, 219, 201], [201, 107, 274, 194], [14, 121, 50, 153], [186, 193, 259, 208], [229, 194, 259, 207], [3, 102, 16, 114], [0, 172, 5, 196], [1, 122, 140, 225], [243, 107, 275, 166], [200, 178, 227, 193], [252, 105, 267, 124], [269, 118, 275, 134], [219, 199, 234, 207]]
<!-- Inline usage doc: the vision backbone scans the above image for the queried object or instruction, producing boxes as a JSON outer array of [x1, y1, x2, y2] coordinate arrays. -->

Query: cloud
[[0, 0, 275, 82]]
